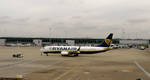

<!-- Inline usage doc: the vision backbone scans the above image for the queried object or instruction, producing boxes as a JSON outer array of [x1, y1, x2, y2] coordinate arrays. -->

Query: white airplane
[[40, 33, 113, 56]]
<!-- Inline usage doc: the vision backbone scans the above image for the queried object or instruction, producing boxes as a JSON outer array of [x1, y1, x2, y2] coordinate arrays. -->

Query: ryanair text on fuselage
[[49, 46, 78, 51]]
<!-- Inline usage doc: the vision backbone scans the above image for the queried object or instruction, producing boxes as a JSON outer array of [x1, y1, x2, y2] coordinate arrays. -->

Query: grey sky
[[0, 0, 150, 39]]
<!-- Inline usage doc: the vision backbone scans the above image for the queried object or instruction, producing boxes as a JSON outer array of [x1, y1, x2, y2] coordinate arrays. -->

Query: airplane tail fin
[[97, 33, 113, 47]]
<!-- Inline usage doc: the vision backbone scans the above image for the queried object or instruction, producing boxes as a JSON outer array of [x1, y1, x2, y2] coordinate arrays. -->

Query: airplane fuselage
[[41, 46, 109, 54]]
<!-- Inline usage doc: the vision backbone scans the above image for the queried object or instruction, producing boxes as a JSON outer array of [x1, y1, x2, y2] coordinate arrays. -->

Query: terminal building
[[120, 39, 149, 48], [0, 37, 119, 47], [0, 37, 149, 47], [120, 39, 149, 45]]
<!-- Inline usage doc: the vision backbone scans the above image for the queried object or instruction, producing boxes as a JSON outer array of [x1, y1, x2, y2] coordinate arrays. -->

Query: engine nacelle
[[61, 51, 79, 56], [61, 51, 69, 56]]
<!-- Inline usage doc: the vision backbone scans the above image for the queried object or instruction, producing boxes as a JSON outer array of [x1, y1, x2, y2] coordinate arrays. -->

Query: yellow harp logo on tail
[[105, 39, 111, 45]]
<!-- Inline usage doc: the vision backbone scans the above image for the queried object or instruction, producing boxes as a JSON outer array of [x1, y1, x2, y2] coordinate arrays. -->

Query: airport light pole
[[49, 27, 52, 45]]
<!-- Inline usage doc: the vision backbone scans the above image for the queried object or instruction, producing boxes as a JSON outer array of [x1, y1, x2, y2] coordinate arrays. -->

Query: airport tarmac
[[0, 47, 150, 80]]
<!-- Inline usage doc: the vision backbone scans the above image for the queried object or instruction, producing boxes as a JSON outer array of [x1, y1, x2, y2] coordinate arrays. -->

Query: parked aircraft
[[40, 33, 113, 56]]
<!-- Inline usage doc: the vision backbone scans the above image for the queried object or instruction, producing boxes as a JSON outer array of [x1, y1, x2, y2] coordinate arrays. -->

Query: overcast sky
[[0, 0, 150, 39]]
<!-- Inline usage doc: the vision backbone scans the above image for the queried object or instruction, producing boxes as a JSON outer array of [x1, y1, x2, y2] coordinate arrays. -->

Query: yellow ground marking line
[[134, 61, 150, 78], [54, 68, 75, 80]]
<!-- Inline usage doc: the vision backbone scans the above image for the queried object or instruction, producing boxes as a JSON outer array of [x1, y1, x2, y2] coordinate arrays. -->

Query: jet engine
[[61, 51, 69, 56], [61, 51, 79, 56]]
